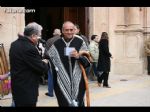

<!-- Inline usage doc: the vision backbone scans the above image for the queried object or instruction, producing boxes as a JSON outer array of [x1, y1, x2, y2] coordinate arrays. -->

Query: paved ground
[[1, 74, 150, 107]]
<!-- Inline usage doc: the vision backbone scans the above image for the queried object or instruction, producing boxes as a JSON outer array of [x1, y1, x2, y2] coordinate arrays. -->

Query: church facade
[[0, 7, 149, 75]]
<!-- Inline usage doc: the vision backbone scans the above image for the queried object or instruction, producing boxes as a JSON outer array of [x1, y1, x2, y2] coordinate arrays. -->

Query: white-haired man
[[9, 22, 49, 107]]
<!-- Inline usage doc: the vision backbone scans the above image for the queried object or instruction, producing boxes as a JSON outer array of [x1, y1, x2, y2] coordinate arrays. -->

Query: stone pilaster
[[128, 7, 141, 29], [114, 7, 145, 75], [89, 7, 109, 38]]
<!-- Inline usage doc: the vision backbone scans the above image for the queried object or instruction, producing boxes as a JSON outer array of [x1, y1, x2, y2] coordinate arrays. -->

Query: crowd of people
[[0, 21, 113, 107]]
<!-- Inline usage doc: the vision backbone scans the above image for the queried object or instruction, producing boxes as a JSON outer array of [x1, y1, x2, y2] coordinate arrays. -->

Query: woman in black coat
[[9, 22, 49, 106], [97, 32, 112, 88]]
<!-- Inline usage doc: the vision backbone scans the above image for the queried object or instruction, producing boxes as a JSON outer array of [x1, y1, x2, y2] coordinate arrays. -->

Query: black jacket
[[97, 39, 112, 72], [9, 36, 48, 104]]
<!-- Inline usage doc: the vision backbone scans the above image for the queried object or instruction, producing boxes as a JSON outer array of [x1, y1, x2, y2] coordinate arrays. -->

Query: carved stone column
[[114, 7, 145, 75], [89, 7, 109, 37]]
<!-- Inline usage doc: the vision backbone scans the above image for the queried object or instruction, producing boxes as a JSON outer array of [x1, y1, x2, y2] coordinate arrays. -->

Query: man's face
[[62, 22, 75, 40], [74, 26, 79, 34], [95, 36, 100, 43], [31, 33, 41, 45]]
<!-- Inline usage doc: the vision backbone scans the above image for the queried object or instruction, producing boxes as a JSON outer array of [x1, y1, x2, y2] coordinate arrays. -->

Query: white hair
[[24, 22, 43, 37], [53, 29, 61, 36]]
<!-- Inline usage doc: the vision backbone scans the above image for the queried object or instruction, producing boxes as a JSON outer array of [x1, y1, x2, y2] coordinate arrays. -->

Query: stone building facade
[[0, 7, 149, 75], [0, 7, 25, 66]]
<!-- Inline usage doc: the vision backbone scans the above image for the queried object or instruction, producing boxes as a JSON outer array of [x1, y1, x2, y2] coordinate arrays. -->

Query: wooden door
[[63, 7, 89, 37]]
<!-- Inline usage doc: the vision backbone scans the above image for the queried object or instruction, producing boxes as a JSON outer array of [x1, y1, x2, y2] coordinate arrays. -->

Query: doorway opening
[[25, 7, 89, 41]]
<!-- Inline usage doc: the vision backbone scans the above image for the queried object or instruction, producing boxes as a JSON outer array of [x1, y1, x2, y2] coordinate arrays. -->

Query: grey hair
[[62, 21, 74, 30], [24, 22, 43, 37], [53, 28, 61, 36]]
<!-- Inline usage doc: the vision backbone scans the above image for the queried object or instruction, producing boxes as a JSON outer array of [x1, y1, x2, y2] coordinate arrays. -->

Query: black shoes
[[45, 92, 54, 97], [97, 82, 111, 88], [103, 85, 111, 88]]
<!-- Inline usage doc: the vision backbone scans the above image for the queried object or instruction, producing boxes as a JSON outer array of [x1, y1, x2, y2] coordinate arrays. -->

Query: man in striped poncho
[[48, 21, 90, 107]]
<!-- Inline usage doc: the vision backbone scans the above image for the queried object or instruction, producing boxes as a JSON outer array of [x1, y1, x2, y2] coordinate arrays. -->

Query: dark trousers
[[97, 72, 109, 86], [14, 102, 36, 107], [92, 62, 97, 76], [147, 56, 150, 74]]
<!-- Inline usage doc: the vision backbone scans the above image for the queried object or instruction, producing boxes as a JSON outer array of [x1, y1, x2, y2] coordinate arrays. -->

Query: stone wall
[[0, 7, 25, 66], [89, 7, 146, 75]]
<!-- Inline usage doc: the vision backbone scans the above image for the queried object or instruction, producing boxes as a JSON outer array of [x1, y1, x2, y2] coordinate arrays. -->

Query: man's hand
[[70, 49, 79, 59], [42, 59, 49, 64]]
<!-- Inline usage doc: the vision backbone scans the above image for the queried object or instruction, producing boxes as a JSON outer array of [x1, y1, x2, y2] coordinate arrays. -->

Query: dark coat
[[97, 39, 112, 72], [9, 36, 49, 105], [48, 37, 90, 106]]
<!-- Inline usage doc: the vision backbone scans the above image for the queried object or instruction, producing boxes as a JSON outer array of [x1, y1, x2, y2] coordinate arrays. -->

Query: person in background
[[44, 28, 61, 56], [9, 22, 49, 107], [37, 38, 46, 59], [97, 32, 112, 88], [89, 35, 99, 79], [44, 28, 61, 97], [37, 38, 47, 85], [74, 24, 92, 80], [144, 37, 150, 75], [74, 24, 89, 47], [48, 21, 90, 106]]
